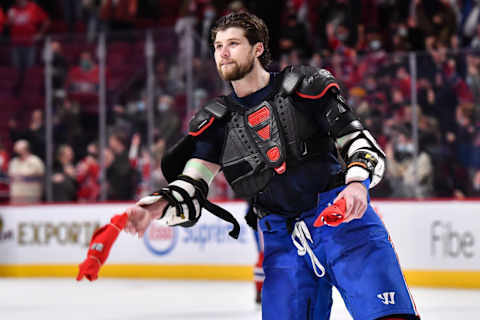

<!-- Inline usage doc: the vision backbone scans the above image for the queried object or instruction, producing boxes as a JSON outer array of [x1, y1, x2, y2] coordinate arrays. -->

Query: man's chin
[[219, 70, 239, 81]]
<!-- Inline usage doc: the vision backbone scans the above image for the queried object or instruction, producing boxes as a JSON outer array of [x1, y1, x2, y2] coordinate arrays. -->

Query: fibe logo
[[143, 221, 178, 255], [430, 220, 475, 258]]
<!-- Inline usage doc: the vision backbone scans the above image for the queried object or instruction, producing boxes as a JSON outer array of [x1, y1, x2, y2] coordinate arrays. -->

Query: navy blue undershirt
[[192, 73, 341, 217]]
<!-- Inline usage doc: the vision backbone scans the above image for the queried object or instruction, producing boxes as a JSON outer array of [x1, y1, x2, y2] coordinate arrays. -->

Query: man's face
[[13, 141, 28, 156], [213, 27, 256, 81]]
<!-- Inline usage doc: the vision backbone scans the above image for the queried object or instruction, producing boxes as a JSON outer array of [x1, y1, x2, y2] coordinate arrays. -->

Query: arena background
[[0, 0, 480, 319]]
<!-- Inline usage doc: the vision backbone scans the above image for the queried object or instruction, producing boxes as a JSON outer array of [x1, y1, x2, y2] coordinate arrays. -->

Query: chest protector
[[161, 66, 335, 198], [220, 70, 331, 198]]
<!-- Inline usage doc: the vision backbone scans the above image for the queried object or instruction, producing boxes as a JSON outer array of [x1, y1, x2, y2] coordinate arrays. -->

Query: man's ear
[[254, 42, 264, 58]]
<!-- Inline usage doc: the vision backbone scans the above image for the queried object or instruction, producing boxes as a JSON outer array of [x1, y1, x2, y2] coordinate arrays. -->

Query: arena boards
[[1, 201, 479, 288]]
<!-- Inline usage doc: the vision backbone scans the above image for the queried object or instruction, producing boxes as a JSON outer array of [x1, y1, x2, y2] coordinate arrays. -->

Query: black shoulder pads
[[188, 99, 228, 136], [296, 66, 340, 99], [279, 65, 304, 96]]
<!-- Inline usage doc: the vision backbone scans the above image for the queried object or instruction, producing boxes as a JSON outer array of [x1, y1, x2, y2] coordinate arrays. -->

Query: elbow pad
[[323, 93, 385, 188], [338, 130, 386, 188]]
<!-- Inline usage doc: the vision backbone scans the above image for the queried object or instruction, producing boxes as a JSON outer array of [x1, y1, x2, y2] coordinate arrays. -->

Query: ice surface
[[0, 278, 478, 319]]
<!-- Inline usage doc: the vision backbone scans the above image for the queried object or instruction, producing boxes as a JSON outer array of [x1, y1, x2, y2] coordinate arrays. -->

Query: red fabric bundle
[[76, 213, 128, 281], [313, 198, 346, 227]]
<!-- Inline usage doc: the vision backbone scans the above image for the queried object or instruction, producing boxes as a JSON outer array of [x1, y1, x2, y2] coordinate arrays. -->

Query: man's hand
[[333, 182, 368, 223], [124, 201, 166, 237]]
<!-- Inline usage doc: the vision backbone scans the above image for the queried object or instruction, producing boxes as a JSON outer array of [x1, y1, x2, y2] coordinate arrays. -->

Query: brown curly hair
[[210, 12, 272, 69]]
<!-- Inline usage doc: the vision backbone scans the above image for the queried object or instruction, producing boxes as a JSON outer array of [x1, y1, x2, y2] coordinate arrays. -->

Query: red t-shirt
[[0, 8, 5, 33], [66, 65, 100, 93], [76, 157, 100, 202], [7, 2, 49, 45]]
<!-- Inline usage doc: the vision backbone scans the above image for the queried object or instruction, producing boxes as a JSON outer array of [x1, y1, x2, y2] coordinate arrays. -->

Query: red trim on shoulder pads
[[296, 83, 340, 99], [189, 116, 215, 136]]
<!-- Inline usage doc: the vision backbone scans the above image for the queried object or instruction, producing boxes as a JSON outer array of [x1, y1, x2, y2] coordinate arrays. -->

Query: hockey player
[[125, 12, 420, 320]]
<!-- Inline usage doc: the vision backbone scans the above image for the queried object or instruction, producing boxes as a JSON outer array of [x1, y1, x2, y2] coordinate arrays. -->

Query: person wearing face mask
[[66, 51, 100, 94], [200, 4, 218, 58], [155, 94, 181, 148], [385, 126, 434, 198]]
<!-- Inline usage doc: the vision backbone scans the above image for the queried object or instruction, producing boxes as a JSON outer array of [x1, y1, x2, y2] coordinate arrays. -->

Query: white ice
[[1, 278, 479, 319]]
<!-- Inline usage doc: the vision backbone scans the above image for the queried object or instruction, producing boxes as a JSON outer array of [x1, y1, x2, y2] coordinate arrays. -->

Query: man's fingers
[[345, 197, 355, 222], [333, 191, 344, 204]]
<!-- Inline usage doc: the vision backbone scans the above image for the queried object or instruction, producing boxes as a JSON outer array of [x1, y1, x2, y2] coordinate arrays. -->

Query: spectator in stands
[[52, 144, 77, 202], [199, 2, 217, 58], [9, 109, 47, 160], [111, 103, 136, 136], [106, 132, 136, 200], [278, 8, 311, 58], [385, 126, 434, 198], [455, 102, 476, 168], [309, 52, 322, 68], [226, 1, 247, 14], [76, 141, 100, 202], [82, 0, 103, 43], [50, 41, 69, 97], [465, 52, 480, 122], [431, 0, 458, 45], [152, 57, 184, 95], [54, 99, 84, 154], [155, 94, 181, 148], [6, 0, 50, 92], [66, 51, 99, 94], [26, 109, 46, 160], [471, 169, 480, 196], [8, 139, 44, 204]]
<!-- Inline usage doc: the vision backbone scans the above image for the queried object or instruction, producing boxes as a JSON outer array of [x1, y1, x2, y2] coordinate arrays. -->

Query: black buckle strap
[[202, 200, 240, 239], [177, 175, 241, 239]]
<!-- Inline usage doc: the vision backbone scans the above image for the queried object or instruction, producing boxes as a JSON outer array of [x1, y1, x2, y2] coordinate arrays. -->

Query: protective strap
[[168, 185, 196, 220], [155, 188, 185, 219], [177, 175, 241, 239]]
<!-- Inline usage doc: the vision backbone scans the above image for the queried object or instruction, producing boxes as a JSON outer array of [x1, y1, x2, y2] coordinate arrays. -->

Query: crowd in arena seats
[[1, 0, 480, 203]]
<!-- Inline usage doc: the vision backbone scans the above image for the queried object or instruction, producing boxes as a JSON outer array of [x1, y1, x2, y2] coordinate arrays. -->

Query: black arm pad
[[324, 93, 364, 138]]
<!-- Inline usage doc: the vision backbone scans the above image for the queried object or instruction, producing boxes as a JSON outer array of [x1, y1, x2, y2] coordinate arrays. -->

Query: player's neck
[[231, 63, 270, 98]]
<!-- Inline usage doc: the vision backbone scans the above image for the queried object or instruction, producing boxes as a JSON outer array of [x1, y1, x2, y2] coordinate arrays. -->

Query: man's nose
[[220, 47, 230, 58]]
